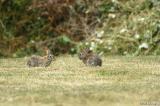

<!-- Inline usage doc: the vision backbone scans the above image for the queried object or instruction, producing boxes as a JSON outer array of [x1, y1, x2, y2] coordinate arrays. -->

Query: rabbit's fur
[[27, 49, 54, 67], [78, 48, 102, 66]]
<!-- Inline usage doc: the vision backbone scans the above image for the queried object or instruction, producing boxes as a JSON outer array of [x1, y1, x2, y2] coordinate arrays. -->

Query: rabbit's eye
[[80, 53, 83, 56]]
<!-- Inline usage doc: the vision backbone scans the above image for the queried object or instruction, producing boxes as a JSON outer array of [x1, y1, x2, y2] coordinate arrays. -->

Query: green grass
[[0, 56, 160, 106]]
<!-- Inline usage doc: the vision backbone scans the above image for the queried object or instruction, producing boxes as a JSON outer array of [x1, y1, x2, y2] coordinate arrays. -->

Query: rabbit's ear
[[44, 46, 49, 49], [48, 49, 53, 55], [79, 47, 84, 52], [85, 48, 92, 54]]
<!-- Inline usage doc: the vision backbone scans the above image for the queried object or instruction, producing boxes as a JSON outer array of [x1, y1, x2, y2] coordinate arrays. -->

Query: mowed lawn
[[0, 56, 160, 106]]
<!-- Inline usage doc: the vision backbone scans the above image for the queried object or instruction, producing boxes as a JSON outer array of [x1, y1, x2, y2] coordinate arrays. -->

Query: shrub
[[0, 0, 159, 57]]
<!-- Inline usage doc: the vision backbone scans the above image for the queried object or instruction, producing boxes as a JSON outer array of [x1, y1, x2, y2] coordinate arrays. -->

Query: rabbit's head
[[46, 49, 55, 60], [78, 48, 92, 60], [44, 49, 55, 67]]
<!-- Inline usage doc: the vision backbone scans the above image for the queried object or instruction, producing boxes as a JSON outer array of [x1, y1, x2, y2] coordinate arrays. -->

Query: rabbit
[[27, 48, 54, 67], [78, 48, 102, 67]]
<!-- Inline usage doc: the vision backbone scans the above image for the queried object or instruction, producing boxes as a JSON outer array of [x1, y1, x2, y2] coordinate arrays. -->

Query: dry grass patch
[[0, 56, 160, 106]]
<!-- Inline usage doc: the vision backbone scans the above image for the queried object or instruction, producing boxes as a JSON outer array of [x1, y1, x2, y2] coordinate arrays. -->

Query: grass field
[[0, 56, 160, 106]]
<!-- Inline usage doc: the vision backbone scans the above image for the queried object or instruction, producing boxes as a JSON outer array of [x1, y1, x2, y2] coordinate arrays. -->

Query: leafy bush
[[79, 0, 160, 56], [0, 0, 159, 57]]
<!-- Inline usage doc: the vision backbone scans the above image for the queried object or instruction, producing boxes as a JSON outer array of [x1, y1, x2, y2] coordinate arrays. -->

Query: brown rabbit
[[78, 48, 102, 66], [27, 48, 54, 67]]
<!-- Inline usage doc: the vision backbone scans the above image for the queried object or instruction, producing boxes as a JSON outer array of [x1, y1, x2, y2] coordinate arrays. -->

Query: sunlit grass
[[0, 56, 160, 106]]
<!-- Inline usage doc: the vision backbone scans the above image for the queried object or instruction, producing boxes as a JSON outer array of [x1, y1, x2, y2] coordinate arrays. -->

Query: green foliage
[[0, 0, 159, 57], [58, 35, 71, 45], [80, 0, 160, 56], [98, 2, 118, 13]]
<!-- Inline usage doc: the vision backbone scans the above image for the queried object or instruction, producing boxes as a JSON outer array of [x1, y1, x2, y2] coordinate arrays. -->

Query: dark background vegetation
[[0, 0, 159, 57]]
